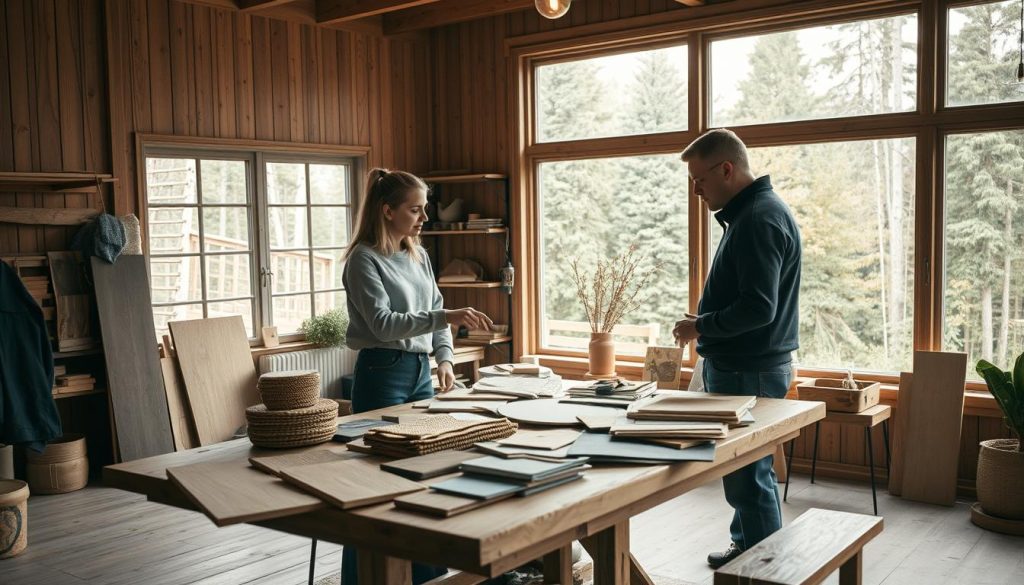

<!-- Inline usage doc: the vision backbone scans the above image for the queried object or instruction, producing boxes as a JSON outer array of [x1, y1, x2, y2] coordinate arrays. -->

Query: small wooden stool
[[714, 508, 883, 585], [784, 404, 891, 515]]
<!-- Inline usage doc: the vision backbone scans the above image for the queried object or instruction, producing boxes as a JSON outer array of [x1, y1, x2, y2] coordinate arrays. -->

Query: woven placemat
[[364, 420, 517, 457], [249, 427, 336, 449], [368, 418, 516, 444], [259, 369, 318, 382], [245, 398, 338, 420]]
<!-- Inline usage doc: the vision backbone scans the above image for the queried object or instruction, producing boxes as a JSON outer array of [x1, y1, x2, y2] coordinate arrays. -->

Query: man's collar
[[714, 175, 773, 228]]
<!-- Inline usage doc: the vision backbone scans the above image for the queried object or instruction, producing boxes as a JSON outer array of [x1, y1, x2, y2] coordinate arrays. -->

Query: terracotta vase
[[976, 439, 1024, 521], [587, 332, 616, 378]]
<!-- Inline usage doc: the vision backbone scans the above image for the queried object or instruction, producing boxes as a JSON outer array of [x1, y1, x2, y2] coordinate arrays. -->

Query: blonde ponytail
[[346, 168, 429, 262]]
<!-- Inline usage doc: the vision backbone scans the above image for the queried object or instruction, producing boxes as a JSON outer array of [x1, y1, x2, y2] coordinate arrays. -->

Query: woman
[[340, 168, 492, 584]]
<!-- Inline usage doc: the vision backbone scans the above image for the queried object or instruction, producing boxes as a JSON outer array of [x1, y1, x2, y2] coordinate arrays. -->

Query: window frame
[[509, 0, 1024, 387], [138, 135, 368, 345]]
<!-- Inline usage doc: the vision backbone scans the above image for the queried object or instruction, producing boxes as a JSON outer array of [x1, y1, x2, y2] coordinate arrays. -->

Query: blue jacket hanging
[[0, 260, 62, 451]]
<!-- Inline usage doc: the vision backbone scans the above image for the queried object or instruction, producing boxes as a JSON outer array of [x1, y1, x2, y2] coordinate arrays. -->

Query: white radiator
[[258, 347, 356, 399]]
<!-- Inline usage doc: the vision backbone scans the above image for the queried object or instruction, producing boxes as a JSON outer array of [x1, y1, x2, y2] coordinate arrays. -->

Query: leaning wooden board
[[887, 372, 913, 496], [92, 256, 175, 461], [160, 357, 199, 452], [898, 351, 968, 506], [170, 316, 260, 445]]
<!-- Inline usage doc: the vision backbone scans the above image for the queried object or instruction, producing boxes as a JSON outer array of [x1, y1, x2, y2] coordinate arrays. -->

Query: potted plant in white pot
[[568, 244, 661, 379], [973, 350, 1024, 534]]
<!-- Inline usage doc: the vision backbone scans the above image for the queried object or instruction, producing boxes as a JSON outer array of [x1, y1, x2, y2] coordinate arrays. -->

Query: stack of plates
[[246, 397, 338, 449], [258, 370, 320, 410]]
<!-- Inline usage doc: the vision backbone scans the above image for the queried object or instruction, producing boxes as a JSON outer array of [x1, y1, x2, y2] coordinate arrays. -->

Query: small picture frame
[[262, 326, 279, 348], [643, 346, 684, 389]]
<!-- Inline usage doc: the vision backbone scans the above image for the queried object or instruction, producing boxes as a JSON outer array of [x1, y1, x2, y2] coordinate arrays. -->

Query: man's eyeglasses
[[688, 161, 727, 186]]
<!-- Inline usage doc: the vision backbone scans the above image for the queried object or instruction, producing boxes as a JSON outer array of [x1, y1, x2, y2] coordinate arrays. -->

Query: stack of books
[[465, 218, 504, 230], [626, 391, 756, 424], [430, 456, 590, 501], [53, 373, 96, 395], [565, 380, 656, 404]]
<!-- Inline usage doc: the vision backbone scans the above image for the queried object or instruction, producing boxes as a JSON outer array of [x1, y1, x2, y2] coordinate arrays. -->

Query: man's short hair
[[680, 128, 750, 170]]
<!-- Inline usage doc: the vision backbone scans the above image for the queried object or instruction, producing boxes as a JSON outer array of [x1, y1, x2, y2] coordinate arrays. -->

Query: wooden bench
[[714, 508, 883, 585]]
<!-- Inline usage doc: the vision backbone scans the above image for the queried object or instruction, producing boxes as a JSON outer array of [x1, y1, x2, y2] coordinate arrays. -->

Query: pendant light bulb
[[535, 0, 571, 20]]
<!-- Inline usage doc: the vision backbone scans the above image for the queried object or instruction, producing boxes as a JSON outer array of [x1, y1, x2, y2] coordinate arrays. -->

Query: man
[[673, 128, 802, 568]]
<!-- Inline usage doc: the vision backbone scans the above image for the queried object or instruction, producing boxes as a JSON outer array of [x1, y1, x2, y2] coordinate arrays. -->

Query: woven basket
[[246, 399, 338, 449], [25, 435, 88, 494], [0, 480, 29, 559], [258, 371, 321, 410], [976, 439, 1024, 520]]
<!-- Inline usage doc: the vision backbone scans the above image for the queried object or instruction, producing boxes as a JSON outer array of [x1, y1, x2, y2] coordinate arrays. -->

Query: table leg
[[543, 544, 573, 584], [357, 549, 412, 585], [810, 421, 821, 484], [628, 553, 655, 585], [866, 427, 878, 516], [839, 550, 863, 585], [783, 438, 795, 502], [581, 520, 631, 585], [308, 539, 317, 585]]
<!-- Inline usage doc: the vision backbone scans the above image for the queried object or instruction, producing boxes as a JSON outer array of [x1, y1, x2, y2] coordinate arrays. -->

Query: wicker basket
[[25, 434, 88, 494], [258, 371, 321, 410], [976, 439, 1024, 520], [246, 398, 338, 449]]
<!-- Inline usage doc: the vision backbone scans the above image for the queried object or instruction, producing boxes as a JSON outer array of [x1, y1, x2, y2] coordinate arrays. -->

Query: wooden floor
[[2, 474, 1022, 585]]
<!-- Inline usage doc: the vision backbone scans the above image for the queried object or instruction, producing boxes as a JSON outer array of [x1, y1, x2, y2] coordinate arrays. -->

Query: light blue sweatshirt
[[342, 243, 454, 365]]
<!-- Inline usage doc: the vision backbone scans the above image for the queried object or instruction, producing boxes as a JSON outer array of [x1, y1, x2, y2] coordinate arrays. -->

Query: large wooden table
[[104, 394, 824, 585]]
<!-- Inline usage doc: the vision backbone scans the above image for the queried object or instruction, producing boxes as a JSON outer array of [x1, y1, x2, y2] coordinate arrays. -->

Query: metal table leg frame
[[866, 427, 878, 516]]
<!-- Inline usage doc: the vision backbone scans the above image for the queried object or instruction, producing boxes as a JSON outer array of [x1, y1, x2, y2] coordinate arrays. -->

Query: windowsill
[[526, 353, 1002, 418], [250, 340, 321, 361]]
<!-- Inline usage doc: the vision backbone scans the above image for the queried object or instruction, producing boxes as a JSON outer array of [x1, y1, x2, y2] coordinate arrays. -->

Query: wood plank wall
[[1, 0, 431, 251], [0, 0, 110, 253], [426, 0, 1010, 494]]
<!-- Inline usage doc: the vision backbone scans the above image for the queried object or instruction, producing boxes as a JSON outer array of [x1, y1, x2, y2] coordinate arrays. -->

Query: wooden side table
[[784, 404, 892, 515]]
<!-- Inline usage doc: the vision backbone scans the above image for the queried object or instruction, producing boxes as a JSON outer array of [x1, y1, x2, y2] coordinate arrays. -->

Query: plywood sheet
[[279, 457, 425, 509], [170, 316, 259, 445], [887, 372, 913, 496], [380, 449, 482, 480], [92, 256, 174, 461], [167, 460, 326, 526], [161, 357, 198, 451], [899, 351, 968, 506]]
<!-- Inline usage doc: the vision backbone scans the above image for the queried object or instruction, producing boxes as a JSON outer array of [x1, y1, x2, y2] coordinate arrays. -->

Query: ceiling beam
[[383, 0, 534, 35], [316, 0, 440, 24], [238, 0, 302, 11]]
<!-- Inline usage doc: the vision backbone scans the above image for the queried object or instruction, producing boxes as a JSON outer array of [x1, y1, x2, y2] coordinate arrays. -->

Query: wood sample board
[[92, 256, 174, 461], [279, 457, 425, 510], [169, 316, 260, 445], [898, 351, 968, 506]]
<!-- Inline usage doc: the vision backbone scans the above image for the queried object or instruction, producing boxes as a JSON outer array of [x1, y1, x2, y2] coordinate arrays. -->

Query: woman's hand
[[436, 361, 455, 392], [445, 307, 494, 331]]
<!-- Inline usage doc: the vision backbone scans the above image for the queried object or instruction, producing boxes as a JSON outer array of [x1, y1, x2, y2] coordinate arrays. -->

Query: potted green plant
[[300, 309, 348, 348], [974, 350, 1024, 527]]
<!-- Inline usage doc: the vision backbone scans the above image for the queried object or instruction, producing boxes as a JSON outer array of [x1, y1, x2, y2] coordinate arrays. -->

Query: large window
[[711, 13, 918, 127], [518, 0, 1024, 381], [144, 147, 356, 342], [944, 130, 1024, 378], [539, 154, 689, 354]]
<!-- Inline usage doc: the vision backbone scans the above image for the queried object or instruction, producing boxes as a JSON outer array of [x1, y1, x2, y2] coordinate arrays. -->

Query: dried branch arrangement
[[569, 244, 662, 333]]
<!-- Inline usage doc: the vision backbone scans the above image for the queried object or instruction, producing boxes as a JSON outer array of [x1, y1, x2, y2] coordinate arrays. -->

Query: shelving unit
[[421, 173, 513, 358]]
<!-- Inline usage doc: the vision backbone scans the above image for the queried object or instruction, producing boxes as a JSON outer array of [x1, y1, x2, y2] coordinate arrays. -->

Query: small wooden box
[[797, 378, 881, 413]]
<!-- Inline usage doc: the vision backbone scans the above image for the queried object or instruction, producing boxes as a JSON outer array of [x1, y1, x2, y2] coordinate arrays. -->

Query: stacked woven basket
[[246, 370, 338, 448]]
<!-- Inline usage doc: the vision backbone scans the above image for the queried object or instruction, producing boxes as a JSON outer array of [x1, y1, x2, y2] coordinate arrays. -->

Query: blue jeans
[[341, 348, 444, 585], [702, 358, 792, 551]]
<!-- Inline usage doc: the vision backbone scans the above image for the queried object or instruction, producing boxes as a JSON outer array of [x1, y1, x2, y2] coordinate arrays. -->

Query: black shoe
[[707, 542, 743, 569]]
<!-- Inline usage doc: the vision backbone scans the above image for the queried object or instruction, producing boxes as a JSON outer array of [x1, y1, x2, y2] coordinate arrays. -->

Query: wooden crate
[[796, 378, 880, 413]]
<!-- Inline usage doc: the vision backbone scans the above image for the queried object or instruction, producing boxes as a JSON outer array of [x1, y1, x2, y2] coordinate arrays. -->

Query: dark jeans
[[341, 348, 444, 585], [702, 358, 793, 551]]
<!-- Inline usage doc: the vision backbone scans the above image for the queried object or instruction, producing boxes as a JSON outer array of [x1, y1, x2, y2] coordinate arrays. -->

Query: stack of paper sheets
[[609, 417, 728, 440], [432, 456, 590, 500], [626, 391, 755, 424], [361, 414, 517, 458], [566, 380, 656, 401], [472, 375, 563, 399]]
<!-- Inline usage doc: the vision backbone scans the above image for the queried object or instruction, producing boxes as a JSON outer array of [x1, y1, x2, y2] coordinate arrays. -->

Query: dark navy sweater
[[696, 175, 801, 370]]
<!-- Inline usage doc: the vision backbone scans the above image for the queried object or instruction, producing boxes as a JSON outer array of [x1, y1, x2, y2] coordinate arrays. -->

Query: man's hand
[[436, 361, 455, 392], [673, 313, 700, 347]]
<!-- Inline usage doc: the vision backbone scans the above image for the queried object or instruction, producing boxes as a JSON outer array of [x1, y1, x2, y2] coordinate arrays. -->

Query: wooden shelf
[[437, 281, 504, 289], [421, 228, 507, 236], [421, 173, 507, 184], [54, 347, 104, 359], [455, 336, 512, 346], [0, 171, 116, 192], [53, 387, 106, 400]]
